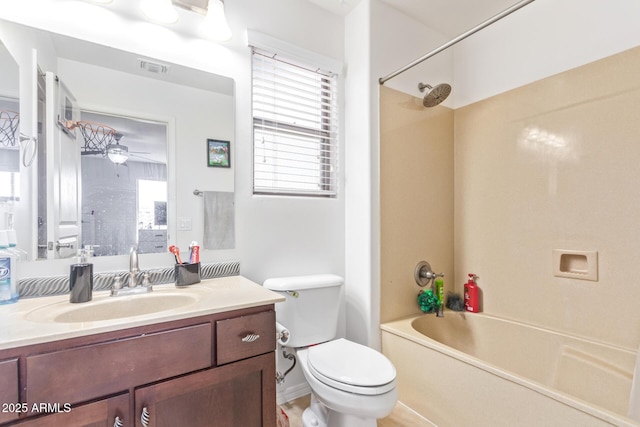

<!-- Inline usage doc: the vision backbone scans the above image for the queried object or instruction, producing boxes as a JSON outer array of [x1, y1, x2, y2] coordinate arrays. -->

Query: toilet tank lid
[[263, 274, 343, 291]]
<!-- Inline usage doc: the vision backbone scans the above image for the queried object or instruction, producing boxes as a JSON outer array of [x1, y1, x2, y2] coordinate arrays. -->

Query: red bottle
[[464, 274, 480, 313]]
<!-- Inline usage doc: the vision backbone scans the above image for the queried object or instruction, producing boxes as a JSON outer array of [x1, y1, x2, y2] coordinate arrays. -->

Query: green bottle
[[435, 278, 444, 317]]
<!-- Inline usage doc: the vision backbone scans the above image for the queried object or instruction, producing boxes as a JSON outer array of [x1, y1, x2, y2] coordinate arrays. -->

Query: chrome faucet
[[129, 245, 140, 288], [110, 246, 153, 297]]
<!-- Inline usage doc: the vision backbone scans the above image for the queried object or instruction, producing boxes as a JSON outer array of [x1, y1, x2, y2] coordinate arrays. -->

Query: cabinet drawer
[[26, 323, 212, 406], [138, 241, 166, 253], [0, 358, 19, 424], [138, 230, 167, 242], [216, 310, 276, 365]]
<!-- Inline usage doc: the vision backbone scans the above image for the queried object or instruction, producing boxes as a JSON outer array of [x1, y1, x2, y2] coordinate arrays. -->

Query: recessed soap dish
[[553, 249, 598, 281]]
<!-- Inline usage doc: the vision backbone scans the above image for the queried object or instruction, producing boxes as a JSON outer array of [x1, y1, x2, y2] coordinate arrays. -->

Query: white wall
[[452, 0, 640, 108], [373, 1, 451, 104], [343, 0, 453, 349]]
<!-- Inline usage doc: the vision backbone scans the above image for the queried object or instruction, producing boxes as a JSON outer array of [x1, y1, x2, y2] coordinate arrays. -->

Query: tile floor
[[280, 395, 434, 427]]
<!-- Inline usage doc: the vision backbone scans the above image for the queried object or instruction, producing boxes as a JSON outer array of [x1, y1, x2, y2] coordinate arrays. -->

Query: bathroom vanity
[[0, 276, 284, 426]]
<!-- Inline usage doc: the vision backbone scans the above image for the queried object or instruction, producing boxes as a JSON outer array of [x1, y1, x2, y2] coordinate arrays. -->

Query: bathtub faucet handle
[[414, 261, 444, 288]]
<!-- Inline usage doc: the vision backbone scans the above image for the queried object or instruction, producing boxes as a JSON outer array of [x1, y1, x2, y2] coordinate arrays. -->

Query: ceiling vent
[[139, 59, 170, 74]]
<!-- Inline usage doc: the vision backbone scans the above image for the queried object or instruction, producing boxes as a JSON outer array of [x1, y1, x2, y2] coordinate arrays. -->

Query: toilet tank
[[264, 274, 343, 348]]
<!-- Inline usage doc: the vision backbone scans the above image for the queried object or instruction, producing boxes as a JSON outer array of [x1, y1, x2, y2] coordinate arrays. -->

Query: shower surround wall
[[380, 86, 453, 323], [455, 45, 640, 350], [381, 45, 640, 351]]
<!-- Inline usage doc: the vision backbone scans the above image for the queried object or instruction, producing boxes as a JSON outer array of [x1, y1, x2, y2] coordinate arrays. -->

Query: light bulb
[[202, 0, 232, 41], [106, 144, 129, 164]]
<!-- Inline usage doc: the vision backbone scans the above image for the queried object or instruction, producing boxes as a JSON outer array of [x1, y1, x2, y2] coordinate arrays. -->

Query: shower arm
[[378, 0, 537, 85]]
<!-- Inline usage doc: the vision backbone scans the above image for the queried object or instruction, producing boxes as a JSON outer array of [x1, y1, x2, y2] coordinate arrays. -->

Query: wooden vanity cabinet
[[0, 305, 276, 427]]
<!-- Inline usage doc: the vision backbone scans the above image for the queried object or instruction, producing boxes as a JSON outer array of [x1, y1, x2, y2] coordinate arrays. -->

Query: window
[[252, 47, 338, 197]]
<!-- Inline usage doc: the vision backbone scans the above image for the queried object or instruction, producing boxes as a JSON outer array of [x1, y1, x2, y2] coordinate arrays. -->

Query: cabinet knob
[[241, 333, 261, 343], [141, 407, 151, 427], [113, 416, 124, 427]]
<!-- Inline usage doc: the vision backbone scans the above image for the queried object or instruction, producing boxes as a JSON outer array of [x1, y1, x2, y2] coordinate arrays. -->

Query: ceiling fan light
[[202, 0, 232, 41], [106, 144, 129, 164], [140, 0, 179, 24]]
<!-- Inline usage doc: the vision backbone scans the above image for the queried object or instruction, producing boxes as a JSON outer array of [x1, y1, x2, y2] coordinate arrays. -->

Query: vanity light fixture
[[201, 0, 232, 41], [106, 143, 129, 164], [140, 0, 179, 24]]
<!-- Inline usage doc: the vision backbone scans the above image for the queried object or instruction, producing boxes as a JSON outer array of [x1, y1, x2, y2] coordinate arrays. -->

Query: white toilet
[[264, 274, 397, 427]]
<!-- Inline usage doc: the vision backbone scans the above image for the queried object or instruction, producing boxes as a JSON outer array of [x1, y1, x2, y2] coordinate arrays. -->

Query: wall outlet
[[178, 217, 192, 231]]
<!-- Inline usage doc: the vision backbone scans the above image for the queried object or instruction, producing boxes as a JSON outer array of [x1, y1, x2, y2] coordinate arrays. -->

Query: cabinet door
[[12, 393, 128, 427], [0, 358, 19, 424], [135, 353, 276, 427]]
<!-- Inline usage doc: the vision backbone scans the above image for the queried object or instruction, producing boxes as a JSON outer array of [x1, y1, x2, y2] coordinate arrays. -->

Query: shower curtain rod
[[378, 0, 536, 85]]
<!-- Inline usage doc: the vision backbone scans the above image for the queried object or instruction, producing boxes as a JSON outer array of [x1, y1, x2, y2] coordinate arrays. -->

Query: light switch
[[178, 217, 192, 231]]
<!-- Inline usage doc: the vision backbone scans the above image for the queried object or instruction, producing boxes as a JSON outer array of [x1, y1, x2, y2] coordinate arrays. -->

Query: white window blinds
[[252, 47, 338, 197]]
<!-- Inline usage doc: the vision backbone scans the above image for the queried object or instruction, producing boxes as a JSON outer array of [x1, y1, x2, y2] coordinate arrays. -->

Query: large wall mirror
[[0, 19, 235, 267]]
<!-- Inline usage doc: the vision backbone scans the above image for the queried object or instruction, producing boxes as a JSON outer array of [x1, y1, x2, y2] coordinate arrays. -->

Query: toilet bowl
[[297, 338, 397, 427], [263, 274, 398, 427]]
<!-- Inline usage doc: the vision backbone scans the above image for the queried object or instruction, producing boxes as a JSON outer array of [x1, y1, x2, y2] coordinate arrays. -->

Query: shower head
[[418, 82, 451, 107]]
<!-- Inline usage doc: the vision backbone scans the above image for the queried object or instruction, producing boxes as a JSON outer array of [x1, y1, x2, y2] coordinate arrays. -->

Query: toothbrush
[[189, 241, 199, 264], [168, 245, 183, 264]]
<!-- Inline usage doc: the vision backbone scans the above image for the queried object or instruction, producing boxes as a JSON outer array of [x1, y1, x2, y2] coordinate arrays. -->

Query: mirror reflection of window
[[79, 111, 168, 256], [136, 179, 168, 254], [137, 179, 167, 230]]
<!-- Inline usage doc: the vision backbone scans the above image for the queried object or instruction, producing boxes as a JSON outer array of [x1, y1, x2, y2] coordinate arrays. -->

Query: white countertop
[[0, 275, 285, 350]]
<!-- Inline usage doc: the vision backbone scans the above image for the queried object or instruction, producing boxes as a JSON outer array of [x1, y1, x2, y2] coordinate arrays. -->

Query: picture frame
[[207, 139, 230, 168]]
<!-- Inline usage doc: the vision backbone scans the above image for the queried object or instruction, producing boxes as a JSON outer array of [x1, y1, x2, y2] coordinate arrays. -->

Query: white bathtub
[[381, 312, 639, 426]]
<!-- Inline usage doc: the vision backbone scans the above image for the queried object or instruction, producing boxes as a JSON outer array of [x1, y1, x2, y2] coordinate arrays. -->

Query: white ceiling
[[307, 0, 523, 38]]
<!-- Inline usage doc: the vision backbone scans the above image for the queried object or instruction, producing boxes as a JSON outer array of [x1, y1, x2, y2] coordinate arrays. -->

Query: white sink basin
[[26, 288, 209, 323]]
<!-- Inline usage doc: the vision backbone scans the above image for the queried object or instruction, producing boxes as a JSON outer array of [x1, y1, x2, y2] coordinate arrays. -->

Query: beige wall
[[455, 45, 640, 350], [380, 86, 454, 323], [382, 46, 640, 350]]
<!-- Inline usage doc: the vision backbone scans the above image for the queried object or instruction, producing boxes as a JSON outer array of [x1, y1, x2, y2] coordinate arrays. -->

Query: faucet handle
[[111, 275, 123, 296], [414, 261, 445, 288], [142, 272, 153, 290]]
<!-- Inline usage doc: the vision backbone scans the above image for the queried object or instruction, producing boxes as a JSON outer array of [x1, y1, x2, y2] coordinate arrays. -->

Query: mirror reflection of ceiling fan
[[109, 132, 153, 165], [65, 111, 167, 166], [67, 120, 154, 165]]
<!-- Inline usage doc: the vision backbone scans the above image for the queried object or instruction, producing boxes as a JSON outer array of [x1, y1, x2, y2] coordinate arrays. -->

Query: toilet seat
[[306, 338, 396, 395]]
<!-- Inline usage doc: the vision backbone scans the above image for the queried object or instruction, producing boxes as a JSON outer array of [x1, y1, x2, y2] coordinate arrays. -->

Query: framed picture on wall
[[207, 139, 230, 168]]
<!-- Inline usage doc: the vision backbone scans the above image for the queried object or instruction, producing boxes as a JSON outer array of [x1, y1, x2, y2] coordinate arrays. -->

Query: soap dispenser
[[70, 247, 93, 303]]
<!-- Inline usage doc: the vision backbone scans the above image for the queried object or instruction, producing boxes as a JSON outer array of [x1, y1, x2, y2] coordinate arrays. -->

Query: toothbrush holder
[[175, 262, 201, 287]]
